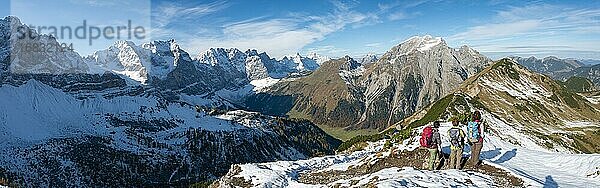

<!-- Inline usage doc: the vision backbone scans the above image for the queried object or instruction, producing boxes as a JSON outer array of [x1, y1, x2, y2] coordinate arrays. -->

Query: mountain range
[[0, 16, 339, 186], [1, 15, 599, 187], [511, 56, 600, 89], [213, 58, 600, 188], [245, 35, 491, 139]]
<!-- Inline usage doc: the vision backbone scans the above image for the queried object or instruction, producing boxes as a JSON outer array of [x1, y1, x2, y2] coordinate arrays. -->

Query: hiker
[[467, 111, 485, 168], [448, 119, 466, 169], [420, 121, 441, 170]]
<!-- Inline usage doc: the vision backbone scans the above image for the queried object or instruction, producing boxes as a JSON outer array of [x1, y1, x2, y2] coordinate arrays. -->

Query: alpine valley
[[1, 15, 599, 188]]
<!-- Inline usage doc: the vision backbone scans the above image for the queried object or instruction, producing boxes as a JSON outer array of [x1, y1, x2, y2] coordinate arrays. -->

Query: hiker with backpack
[[448, 119, 466, 169], [467, 111, 485, 168], [420, 121, 441, 170]]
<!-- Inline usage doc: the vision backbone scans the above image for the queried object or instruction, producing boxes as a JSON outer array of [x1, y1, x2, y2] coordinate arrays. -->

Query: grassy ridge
[[559, 76, 596, 93]]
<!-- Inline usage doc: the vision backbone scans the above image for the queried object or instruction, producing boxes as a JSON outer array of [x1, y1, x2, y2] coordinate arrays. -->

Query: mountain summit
[[392, 35, 445, 55], [403, 58, 600, 153], [246, 35, 492, 137]]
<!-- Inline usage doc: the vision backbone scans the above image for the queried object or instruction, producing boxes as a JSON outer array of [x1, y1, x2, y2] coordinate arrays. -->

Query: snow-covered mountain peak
[[84, 39, 186, 84], [306, 52, 331, 65], [385, 35, 449, 58], [360, 53, 378, 64], [245, 49, 260, 56], [1, 16, 89, 75], [279, 52, 326, 71], [142, 39, 180, 55], [1, 16, 22, 30], [402, 35, 446, 52], [197, 48, 248, 74], [542, 56, 560, 62]]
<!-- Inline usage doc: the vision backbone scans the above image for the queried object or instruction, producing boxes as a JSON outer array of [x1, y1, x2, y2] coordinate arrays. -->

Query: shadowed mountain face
[[0, 16, 341, 187], [248, 36, 491, 132], [556, 64, 600, 88], [510, 56, 585, 78], [510, 56, 599, 91]]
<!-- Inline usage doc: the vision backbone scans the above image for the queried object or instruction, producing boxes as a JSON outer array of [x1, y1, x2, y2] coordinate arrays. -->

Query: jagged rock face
[[359, 53, 378, 64], [244, 52, 271, 80], [279, 52, 328, 72], [1, 17, 89, 75], [85, 40, 182, 84], [0, 16, 342, 187], [151, 53, 249, 96], [251, 36, 491, 131], [247, 56, 365, 128], [0, 80, 340, 187], [195, 48, 329, 81], [511, 56, 584, 78], [359, 36, 490, 128]]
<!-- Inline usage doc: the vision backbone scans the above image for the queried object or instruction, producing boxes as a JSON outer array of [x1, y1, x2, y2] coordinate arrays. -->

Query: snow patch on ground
[[221, 115, 600, 187], [480, 76, 550, 101], [250, 77, 280, 92], [584, 95, 600, 105], [417, 36, 443, 52], [234, 148, 375, 187], [338, 66, 365, 85], [563, 121, 599, 128], [332, 167, 494, 188], [226, 139, 499, 188]]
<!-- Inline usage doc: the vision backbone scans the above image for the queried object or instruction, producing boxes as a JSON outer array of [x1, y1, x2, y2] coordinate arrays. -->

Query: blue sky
[[2, 0, 599, 59]]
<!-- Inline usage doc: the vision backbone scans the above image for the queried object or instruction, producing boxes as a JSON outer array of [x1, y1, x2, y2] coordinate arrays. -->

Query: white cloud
[[448, 4, 600, 59], [365, 42, 382, 47], [449, 20, 541, 41], [152, 1, 229, 28], [388, 11, 408, 21], [173, 0, 380, 58], [305, 45, 349, 55]]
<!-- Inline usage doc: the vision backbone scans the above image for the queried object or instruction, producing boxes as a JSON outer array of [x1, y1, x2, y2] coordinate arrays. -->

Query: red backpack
[[420, 126, 433, 148]]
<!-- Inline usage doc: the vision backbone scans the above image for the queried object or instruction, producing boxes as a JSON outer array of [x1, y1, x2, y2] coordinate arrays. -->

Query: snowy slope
[[214, 139, 500, 187], [215, 120, 600, 187], [435, 120, 600, 187], [0, 80, 340, 186]]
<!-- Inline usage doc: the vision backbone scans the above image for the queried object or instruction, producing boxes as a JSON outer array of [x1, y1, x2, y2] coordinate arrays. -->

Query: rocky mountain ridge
[[0, 16, 341, 187], [401, 58, 600, 153], [247, 35, 492, 135], [510, 56, 585, 78]]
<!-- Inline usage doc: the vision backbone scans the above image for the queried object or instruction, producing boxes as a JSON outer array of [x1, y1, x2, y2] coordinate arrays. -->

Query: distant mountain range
[[509, 56, 584, 78], [510, 56, 600, 89], [580, 59, 600, 66], [556, 64, 600, 89], [1, 15, 599, 187]]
